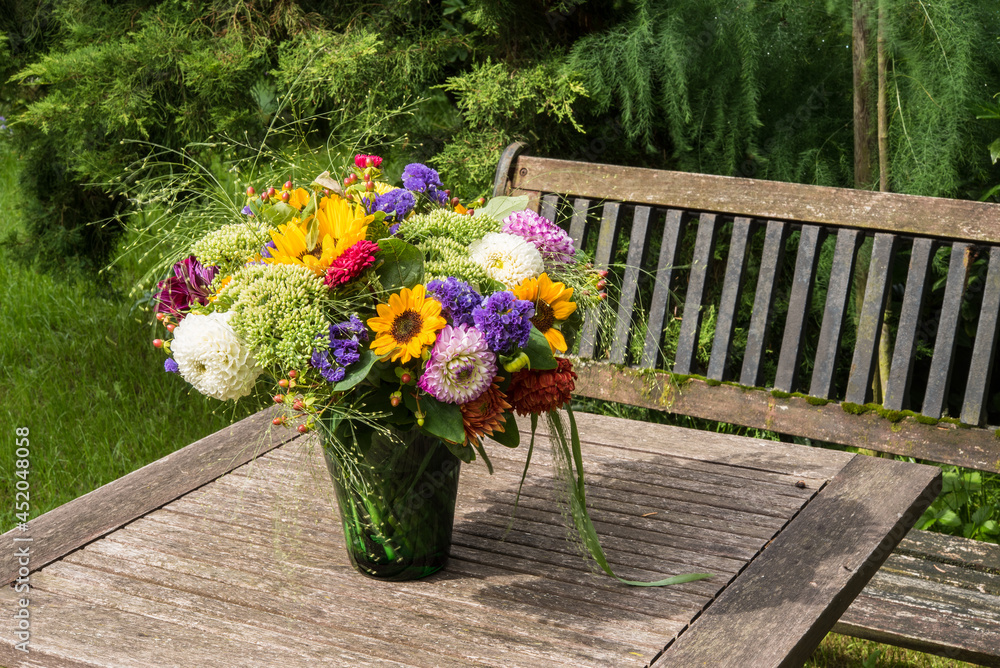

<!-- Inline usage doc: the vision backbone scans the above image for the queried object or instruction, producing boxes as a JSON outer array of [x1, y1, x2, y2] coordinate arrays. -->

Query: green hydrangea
[[418, 237, 489, 285], [399, 209, 500, 246], [192, 222, 272, 275], [217, 263, 329, 370]]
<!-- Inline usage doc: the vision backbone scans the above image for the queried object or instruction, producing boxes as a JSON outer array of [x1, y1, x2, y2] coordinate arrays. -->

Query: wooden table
[[1, 410, 940, 668]]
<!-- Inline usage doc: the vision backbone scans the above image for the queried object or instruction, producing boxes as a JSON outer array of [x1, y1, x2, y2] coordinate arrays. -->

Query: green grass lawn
[[0, 140, 978, 667], [0, 140, 261, 532]]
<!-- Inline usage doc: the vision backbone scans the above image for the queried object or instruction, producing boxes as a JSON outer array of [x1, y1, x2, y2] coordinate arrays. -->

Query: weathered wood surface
[[835, 529, 1000, 667], [653, 456, 941, 668], [509, 154, 1000, 244], [573, 363, 1000, 474], [0, 410, 935, 668], [0, 407, 297, 587]]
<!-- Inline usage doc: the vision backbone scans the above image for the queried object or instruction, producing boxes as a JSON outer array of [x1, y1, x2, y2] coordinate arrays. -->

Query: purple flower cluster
[[401, 163, 448, 205], [502, 210, 576, 265], [311, 316, 369, 383], [473, 291, 535, 354], [374, 189, 416, 221], [427, 277, 482, 328], [155, 256, 218, 318], [164, 358, 179, 373]]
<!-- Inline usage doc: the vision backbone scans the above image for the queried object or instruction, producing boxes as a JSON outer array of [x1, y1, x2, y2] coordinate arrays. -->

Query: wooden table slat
[[0, 407, 298, 586]]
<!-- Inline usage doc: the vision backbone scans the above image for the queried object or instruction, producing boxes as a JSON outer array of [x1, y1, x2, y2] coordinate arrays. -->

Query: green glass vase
[[322, 425, 461, 581]]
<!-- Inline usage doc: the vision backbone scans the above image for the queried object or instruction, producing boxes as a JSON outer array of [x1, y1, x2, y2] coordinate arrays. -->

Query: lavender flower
[[472, 291, 535, 354], [374, 188, 416, 221], [155, 256, 219, 318], [426, 277, 482, 327], [417, 325, 497, 404], [401, 163, 443, 193], [311, 315, 369, 384], [164, 358, 179, 373]]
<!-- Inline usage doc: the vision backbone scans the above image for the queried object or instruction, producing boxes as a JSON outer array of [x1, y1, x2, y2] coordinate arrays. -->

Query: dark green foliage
[[6, 0, 1000, 280]]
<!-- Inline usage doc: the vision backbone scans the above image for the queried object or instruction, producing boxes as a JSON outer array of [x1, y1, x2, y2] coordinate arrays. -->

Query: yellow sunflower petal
[[551, 299, 577, 320], [544, 328, 568, 354]]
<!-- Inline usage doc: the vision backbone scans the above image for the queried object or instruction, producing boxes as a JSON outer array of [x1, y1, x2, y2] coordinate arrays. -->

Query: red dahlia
[[508, 357, 577, 416]]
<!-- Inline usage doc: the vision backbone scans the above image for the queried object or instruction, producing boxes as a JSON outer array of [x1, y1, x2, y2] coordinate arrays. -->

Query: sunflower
[[513, 273, 577, 353], [264, 194, 372, 276], [368, 285, 447, 363]]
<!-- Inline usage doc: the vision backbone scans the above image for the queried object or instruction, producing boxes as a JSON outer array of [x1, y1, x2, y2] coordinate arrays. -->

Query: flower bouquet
[[149, 154, 707, 586]]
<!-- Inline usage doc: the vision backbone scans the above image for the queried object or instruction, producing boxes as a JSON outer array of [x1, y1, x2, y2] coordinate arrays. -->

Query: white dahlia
[[171, 311, 262, 401], [468, 232, 544, 287]]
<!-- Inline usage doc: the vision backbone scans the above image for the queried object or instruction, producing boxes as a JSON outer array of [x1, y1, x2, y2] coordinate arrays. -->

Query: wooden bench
[[492, 142, 1000, 666]]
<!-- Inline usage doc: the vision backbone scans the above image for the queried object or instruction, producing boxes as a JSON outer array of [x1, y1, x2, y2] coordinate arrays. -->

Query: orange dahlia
[[508, 357, 577, 416], [460, 378, 511, 446]]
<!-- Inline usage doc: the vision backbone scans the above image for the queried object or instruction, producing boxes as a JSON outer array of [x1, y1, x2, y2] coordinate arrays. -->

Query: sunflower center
[[391, 310, 424, 344], [297, 246, 324, 261], [531, 299, 555, 332]]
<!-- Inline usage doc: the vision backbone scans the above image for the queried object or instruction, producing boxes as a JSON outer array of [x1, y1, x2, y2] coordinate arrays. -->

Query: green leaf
[[443, 438, 476, 463], [548, 407, 713, 587], [473, 439, 494, 474], [489, 410, 521, 448], [331, 347, 378, 392], [937, 509, 962, 528], [261, 202, 298, 227], [375, 238, 424, 292], [304, 213, 320, 252], [478, 195, 530, 221], [523, 325, 558, 370], [404, 392, 465, 444], [990, 138, 1000, 164]]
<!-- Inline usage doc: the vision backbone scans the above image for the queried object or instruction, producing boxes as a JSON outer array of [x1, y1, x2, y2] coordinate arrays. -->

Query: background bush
[[6, 0, 998, 282]]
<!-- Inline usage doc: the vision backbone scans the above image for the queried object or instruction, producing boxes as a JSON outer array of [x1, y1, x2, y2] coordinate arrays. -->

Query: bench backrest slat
[[611, 206, 654, 365], [540, 193, 560, 222], [740, 220, 789, 387], [922, 243, 971, 419], [707, 217, 753, 381], [810, 228, 863, 399], [641, 209, 684, 369], [493, 144, 1000, 472], [845, 233, 900, 405], [569, 198, 590, 251], [961, 247, 1000, 426], [884, 238, 935, 411], [674, 213, 719, 375], [579, 202, 621, 358], [774, 224, 825, 393]]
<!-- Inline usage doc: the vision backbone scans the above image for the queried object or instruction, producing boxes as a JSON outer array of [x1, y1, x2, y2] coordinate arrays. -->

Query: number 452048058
[[15, 426, 29, 523]]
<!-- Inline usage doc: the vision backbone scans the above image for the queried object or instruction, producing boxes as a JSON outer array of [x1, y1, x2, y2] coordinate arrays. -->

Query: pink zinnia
[[418, 325, 497, 404], [324, 240, 379, 288], [502, 210, 576, 266], [354, 154, 383, 169]]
